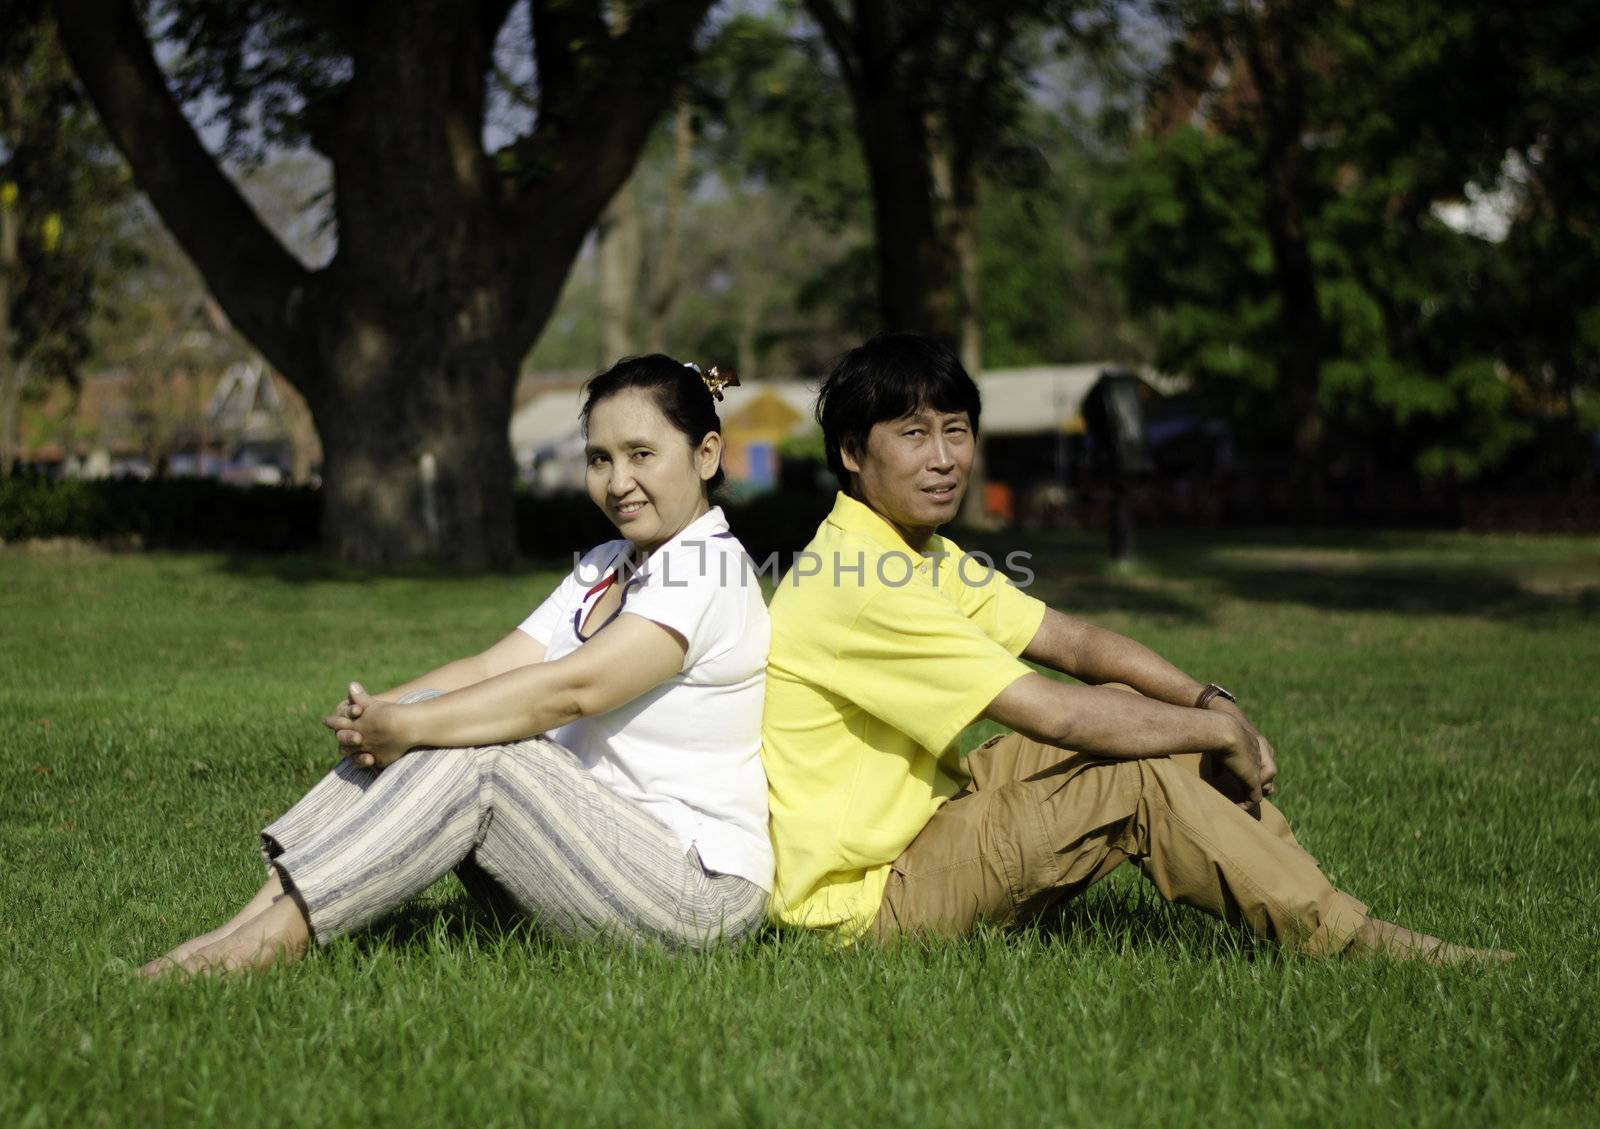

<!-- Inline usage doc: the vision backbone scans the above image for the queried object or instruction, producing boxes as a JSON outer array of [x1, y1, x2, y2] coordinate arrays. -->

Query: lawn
[[3, 530, 1598, 1127]]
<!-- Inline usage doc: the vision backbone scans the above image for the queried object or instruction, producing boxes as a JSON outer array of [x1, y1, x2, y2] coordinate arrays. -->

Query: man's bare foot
[[148, 896, 312, 979], [1352, 916, 1515, 966], [139, 872, 285, 978]]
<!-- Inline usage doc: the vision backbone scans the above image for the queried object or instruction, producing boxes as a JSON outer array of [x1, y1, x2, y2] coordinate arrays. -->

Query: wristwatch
[[1195, 683, 1237, 709]]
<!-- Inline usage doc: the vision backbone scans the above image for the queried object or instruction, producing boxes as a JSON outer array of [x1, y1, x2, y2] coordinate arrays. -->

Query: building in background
[[16, 359, 320, 484]]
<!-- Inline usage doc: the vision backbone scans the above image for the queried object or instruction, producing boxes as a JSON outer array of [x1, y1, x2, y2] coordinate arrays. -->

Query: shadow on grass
[[345, 893, 556, 958], [1019, 884, 1263, 960], [207, 528, 1598, 622], [962, 525, 1600, 622], [1184, 559, 1600, 621]]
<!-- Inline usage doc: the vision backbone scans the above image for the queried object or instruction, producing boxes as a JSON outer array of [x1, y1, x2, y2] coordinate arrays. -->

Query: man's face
[[842, 406, 975, 548]]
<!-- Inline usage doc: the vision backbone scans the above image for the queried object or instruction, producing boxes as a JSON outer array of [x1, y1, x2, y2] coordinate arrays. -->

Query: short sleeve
[[517, 575, 576, 646], [955, 569, 1046, 656], [517, 543, 624, 646], [822, 582, 1034, 755], [936, 538, 1047, 656], [621, 540, 741, 668]]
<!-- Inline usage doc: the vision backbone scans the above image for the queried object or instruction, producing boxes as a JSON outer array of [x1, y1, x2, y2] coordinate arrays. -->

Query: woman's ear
[[696, 431, 723, 482]]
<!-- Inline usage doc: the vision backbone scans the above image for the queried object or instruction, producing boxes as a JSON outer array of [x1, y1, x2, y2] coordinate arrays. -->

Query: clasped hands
[[1205, 710, 1280, 816], [322, 682, 411, 769]]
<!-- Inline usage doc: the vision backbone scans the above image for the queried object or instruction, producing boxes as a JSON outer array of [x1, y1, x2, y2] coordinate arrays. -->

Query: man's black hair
[[814, 332, 982, 492]]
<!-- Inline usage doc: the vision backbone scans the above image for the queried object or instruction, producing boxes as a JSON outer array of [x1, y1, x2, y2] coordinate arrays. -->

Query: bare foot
[[158, 896, 312, 979], [1352, 916, 1515, 966], [139, 872, 285, 978]]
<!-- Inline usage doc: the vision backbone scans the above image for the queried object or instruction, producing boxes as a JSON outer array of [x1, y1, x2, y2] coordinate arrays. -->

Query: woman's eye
[[631, 450, 653, 462], [588, 455, 608, 467]]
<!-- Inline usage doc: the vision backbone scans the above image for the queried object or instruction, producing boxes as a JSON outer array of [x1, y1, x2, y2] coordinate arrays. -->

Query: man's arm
[[1022, 607, 1275, 783], [1022, 608, 1208, 707], [983, 673, 1272, 804]]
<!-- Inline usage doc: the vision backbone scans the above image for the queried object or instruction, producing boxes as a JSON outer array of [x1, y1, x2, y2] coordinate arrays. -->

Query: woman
[[143, 356, 770, 976]]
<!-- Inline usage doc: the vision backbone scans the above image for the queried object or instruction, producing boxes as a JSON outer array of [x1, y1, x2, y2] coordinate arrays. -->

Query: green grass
[[3, 531, 1599, 1127]]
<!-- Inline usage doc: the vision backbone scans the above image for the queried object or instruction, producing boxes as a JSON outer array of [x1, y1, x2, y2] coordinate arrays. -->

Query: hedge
[[1, 474, 834, 563]]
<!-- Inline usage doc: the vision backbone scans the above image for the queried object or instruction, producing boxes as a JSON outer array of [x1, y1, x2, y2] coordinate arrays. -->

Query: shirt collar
[[633, 504, 730, 575], [824, 491, 945, 557]]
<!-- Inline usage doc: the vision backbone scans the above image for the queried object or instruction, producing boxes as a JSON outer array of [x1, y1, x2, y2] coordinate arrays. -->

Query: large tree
[[55, 0, 715, 566], [1113, 0, 1572, 495]]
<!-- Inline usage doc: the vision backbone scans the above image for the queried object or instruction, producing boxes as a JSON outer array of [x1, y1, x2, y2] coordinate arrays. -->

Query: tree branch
[[802, 0, 860, 89], [478, 0, 519, 48], [53, 0, 314, 385], [499, 0, 714, 328], [528, 0, 610, 121]]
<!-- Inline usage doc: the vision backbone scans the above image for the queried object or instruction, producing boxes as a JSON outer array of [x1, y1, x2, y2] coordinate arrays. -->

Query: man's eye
[[631, 450, 653, 461], [904, 429, 925, 438], [588, 454, 608, 467]]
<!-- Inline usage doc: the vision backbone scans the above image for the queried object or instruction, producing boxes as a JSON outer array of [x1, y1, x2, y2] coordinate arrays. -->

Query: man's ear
[[839, 437, 862, 475]]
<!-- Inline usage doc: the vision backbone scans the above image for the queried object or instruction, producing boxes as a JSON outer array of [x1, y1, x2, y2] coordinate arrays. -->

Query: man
[[760, 332, 1507, 962]]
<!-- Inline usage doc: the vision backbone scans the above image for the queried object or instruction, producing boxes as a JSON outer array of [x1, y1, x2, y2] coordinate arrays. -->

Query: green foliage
[[1, 475, 835, 564], [145, 0, 349, 163], [0, 474, 320, 550], [525, 7, 876, 377], [1110, 0, 1588, 483], [1, 3, 137, 391], [978, 112, 1158, 367]]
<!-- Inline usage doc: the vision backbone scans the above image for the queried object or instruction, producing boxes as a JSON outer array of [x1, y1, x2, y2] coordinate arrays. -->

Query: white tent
[[510, 386, 586, 462], [977, 364, 1183, 435]]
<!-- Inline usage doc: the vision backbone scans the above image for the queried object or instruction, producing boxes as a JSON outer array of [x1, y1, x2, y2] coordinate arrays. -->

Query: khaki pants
[[869, 731, 1369, 954]]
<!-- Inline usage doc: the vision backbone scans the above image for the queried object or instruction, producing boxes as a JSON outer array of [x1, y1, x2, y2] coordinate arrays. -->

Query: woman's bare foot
[[142, 895, 312, 979], [1352, 916, 1515, 966], [139, 871, 285, 978]]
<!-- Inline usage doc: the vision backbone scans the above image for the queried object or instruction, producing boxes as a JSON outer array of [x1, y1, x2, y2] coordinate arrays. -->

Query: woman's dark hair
[[581, 354, 726, 493], [815, 332, 982, 492]]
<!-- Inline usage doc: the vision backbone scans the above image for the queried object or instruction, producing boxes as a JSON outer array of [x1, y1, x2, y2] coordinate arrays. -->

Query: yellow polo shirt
[[760, 493, 1047, 937]]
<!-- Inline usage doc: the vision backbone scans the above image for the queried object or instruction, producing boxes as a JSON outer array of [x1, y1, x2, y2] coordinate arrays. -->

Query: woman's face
[[584, 387, 720, 554]]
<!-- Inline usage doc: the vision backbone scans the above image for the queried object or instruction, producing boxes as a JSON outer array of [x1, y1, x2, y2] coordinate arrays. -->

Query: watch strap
[[1195, 683, 1236, 709]]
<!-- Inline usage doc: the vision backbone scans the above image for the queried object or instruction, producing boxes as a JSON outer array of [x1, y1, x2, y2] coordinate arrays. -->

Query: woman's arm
[[329, 613, 686, 767], [370, 628, 549, 701]]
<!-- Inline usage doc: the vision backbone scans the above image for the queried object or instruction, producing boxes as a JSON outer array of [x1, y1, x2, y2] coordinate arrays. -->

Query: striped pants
[[261, 696, 767, 952]]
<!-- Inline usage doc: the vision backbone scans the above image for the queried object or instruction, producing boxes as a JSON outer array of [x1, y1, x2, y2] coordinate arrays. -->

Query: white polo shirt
[[518, 506, 773, 890]]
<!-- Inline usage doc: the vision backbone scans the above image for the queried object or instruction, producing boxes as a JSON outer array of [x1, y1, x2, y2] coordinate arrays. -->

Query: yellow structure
[[720, 387, 811, 487]]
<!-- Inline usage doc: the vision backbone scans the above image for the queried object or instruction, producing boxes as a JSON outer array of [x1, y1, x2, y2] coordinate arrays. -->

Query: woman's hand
[[322, 682, 414, 769]]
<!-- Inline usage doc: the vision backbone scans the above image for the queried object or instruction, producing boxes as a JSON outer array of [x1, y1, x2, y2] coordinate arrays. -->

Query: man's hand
[[321, 682, 413, 769], [1204, 717, 1279, 816], [1204, 698, 1278, 799]]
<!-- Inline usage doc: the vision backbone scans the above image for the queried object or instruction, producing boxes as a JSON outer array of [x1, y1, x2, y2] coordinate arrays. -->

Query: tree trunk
[[56, 0, 714, 567], [927, 120, 998, 527], [812, 0, 960, 340], [596, 176, 641, 364], [645, 101, 695, 353], [309, 314, 519, 568], [1245, 5, 1327, 520], [0, 186, 18, 471], [854, 98, 958, 338]]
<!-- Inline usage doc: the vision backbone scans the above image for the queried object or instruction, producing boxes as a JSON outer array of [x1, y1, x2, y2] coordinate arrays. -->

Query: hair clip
[[700, 365, 740, 402]]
